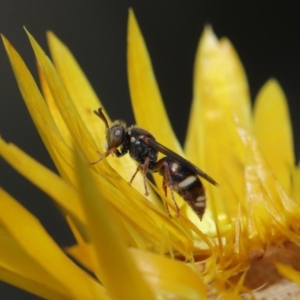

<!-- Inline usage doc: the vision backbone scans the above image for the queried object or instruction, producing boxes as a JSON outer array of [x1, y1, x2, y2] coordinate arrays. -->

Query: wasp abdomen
[[154, 157, 206, 220], [178, 179, 206, 220]]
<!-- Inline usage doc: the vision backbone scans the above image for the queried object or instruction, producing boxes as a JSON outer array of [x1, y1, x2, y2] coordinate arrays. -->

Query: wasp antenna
[[94, 108, 109, 130]]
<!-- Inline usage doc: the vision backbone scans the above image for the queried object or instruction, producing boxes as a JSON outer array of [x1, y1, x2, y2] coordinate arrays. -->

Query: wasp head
[[105, 122, 126, 150], [94, 108, 127, 151]]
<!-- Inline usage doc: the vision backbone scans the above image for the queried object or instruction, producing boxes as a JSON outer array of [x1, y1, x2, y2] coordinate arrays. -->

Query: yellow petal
[[75, 151, 156, 300], [292, 164, 300, 203], [67, 243, 207, 299], [275, 262, 300, 286], [46, 31, 103, 146], [2, 36, 63, 170], [65, 224, 95, 272], [0, 189, 106, 299], [38, 63, 73, 147], [131, 248, 207, 299], [185, 26, 251, 163], [0, 228, 70, 300], [236, 125, 299, 244], [25, 29, 99, 164], [1, 34, 79, 186], [127, 9, 181, 153], [0, 138, 85, 225], [184, 27, 251, 232], [253, 79, 294, 196]]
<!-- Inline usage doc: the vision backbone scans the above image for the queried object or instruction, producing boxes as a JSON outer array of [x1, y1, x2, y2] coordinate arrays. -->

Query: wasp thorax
[[106, 124, 126, 149]]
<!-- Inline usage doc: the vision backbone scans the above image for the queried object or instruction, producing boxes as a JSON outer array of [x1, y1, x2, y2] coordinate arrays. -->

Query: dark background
[[0, 1, 299, 298]]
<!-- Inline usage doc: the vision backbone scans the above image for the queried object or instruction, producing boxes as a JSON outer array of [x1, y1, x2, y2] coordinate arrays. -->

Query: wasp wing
[[143, 137, 218, 186]]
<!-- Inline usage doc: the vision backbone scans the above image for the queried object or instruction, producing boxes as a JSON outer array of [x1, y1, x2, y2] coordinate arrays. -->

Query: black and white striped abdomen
[[175, 173, 206, 220], [155, 157, 206, 220]]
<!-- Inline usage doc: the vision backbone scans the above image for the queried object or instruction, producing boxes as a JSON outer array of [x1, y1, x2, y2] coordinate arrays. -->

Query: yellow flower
[[1, 8, 300, 299]]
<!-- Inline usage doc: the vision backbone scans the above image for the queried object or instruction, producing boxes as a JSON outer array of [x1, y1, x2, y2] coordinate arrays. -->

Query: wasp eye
[[106, 125, 125, 149]]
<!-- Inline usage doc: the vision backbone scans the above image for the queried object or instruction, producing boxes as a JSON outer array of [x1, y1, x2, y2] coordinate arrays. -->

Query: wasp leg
[[129, 166, 140, 185], [161, 161, 180, 218], [161, 179, 172, 217], [162, 179, 168, 197], [141, 156, 150, 196], [129, 156, 150, 196], [91, 148, 116, 165], [128, 166, 141, 185]]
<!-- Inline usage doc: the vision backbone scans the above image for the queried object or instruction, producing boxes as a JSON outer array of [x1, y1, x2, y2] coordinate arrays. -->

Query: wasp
[[93, 108, 218, 220]]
